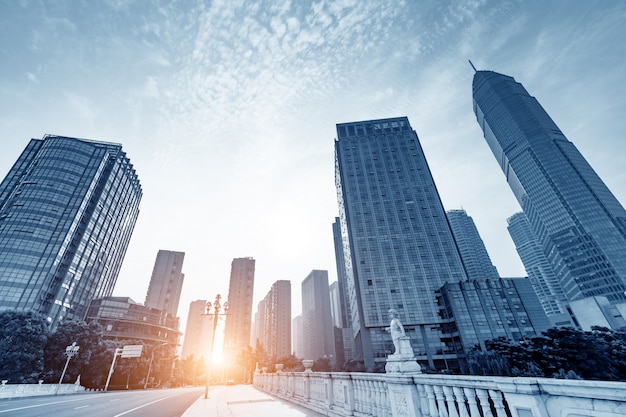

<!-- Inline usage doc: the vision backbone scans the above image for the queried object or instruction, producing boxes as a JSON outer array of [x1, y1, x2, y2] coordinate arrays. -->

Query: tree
[[479, 327, 626, 381], [0, 310, 49, 383], [44, 320, 111, 388], [312, 357, 331, 372]]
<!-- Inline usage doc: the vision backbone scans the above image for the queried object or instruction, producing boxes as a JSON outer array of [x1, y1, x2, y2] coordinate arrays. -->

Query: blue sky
[[1, 0, 625, 323]]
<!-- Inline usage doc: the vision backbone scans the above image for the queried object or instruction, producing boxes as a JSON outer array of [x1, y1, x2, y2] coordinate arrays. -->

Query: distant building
[[223, 257, 255, 357], [436, 278, 551, 371], [292, 314, 304, 358], [181, 300, 212, 360], [332, 218, 356, 368], [144, 250, 185, 317], [255, 280, 291, 360], [329, 281, 342, 329], [86, 296, 179, 386], [507, 212, 572, 326], [301, 270, 336, 365], [334, 117, 468, 371], [473, 70, 626, 304], [87, 296, 180, 344], [0, 135, 142, 327], [446, 209, 500, 281]]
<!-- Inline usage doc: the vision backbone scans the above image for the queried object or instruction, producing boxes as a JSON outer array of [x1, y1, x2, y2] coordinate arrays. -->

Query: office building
[[332, 217, 357, 367], [255, 280, 291, 360], [473, 70, 626, 303], [446, 209, 500, 281], [335, 117, 468, 370], [144, 250, 185, 317], [181, 299, 213, 360], [223, 257, 255, 356], [301, 270, 336, 365], [507, 212, 572, 325], [0, 135, 141, 327], [436, 278, 551, 371], [292, 314, 304, 358]]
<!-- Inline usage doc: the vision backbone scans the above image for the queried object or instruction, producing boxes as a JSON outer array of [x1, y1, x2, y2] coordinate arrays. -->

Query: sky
[[1, 0, 625, 334]]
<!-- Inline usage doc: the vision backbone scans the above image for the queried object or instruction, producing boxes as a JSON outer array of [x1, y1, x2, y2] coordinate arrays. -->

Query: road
[[0, 387, 204, 417]]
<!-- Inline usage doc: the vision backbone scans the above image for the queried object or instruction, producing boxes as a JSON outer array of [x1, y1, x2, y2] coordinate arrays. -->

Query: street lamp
[[144, 341, 169, 389], [57, 342, 79, 393], [203, 294, 228, 399]]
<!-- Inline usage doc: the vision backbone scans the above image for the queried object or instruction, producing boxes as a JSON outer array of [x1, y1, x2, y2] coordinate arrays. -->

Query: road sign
[[121, 345, 143, 358]]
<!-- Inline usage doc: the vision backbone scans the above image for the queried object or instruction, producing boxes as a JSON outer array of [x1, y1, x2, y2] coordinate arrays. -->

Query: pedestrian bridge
[[253, 370, 626, 417]]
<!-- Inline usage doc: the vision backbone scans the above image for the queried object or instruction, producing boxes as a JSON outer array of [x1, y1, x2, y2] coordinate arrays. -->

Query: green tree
[[312, 357, 331, 372], [480, 327, 626, 381], [44, 320, 113, 387], [0, 310, 49, 383]]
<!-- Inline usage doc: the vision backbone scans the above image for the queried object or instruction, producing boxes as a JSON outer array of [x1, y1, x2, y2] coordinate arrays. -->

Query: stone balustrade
[[253, 370, 626, 417], [0, 381, 85, 399]]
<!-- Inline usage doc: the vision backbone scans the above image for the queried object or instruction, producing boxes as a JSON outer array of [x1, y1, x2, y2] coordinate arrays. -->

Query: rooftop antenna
[[469, 60, 477, 73]]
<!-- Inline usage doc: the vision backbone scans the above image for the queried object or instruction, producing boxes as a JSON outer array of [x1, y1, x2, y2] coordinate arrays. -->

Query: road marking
[[112, 392, 192, 417], [0, 396, 95, 414], [74, 405, 90, 409]]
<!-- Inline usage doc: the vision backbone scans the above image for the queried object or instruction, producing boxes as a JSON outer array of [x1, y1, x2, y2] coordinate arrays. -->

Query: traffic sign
[[121, 344, 143, 358]]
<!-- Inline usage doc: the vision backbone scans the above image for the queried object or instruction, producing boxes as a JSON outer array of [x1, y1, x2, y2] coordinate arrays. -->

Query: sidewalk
[[182, 384, 326, 417]]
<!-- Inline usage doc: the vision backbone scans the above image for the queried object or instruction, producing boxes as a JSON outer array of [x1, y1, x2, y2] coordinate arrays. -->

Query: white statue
[[385, 309, 405, 355]]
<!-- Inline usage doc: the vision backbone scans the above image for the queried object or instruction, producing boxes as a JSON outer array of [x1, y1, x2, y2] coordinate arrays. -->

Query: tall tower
[[0, 135, 142, 327], [301, 270, 336, 365], [506, 212, 571, 324], [223, 257, 255, 356], [335, 117, 468, 370], [473, 70, 626, 303], [144, 250, 185, 317], [446, 209, 500, 280]]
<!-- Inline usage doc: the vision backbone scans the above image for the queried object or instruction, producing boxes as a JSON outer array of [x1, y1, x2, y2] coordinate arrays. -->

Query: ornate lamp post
[[203, 294, 228, 399], [57, 342, 79, 393]]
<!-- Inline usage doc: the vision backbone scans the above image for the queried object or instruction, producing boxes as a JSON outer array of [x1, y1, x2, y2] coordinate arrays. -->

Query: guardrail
[[0, 381, 85, 399], [253, 370, 626, 417]]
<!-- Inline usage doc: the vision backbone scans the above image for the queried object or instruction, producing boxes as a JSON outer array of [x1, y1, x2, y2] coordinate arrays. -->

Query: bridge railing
[[254, 370, 626, 417]]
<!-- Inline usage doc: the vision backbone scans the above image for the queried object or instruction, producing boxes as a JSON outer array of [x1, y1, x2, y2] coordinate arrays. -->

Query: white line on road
[[112, 392, 193, 417], [73, 405, 90, 409], [0, 396, 95, 414]]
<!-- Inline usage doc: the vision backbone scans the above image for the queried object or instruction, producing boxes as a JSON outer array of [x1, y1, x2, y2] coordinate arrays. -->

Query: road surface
[[0, 387, 204, 417]]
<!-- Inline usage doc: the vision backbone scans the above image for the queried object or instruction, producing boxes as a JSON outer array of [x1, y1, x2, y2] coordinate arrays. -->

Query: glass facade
[[335, 117, 468, 371], [473, 71, 626, 303], [446, 209, 500, 281], [507, 212, 570, 320], [0, 135, 142, 327], [437, 277, 551, 371]]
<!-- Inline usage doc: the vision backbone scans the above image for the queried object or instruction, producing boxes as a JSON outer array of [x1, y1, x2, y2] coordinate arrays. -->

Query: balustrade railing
[[254, 370, 626, 417]]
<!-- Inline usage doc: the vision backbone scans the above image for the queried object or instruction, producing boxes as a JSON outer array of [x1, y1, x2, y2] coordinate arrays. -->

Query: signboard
[[121, 344, 143, 358]]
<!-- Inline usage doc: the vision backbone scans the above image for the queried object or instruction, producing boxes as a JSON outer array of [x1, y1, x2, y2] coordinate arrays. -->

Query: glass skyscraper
[[335, 117, 468, 370], [446, 208, 500, 281], [473, 70, 626, 303], [0, 135, 142, 327], [506, 212, 571, 323]]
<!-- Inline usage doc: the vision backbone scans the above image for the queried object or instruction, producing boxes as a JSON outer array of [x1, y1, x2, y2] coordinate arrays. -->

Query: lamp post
[[144, 342, 169, 389], [203, 294, 228, 399], [57, 342, 79, 393]]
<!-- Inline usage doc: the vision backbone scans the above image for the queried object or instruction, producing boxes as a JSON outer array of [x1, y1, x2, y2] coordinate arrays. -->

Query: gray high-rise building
[[144, 250, 185, 317], [506, 212, 571, 324], [301, 270, 336, 365], [223, 257, 255, 356], [0, 135, 141, 327], [335, 117, 468, 370], [256, 280, 291, 360], [446, 209, 500, 281], [473, 70, 626, 303]]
